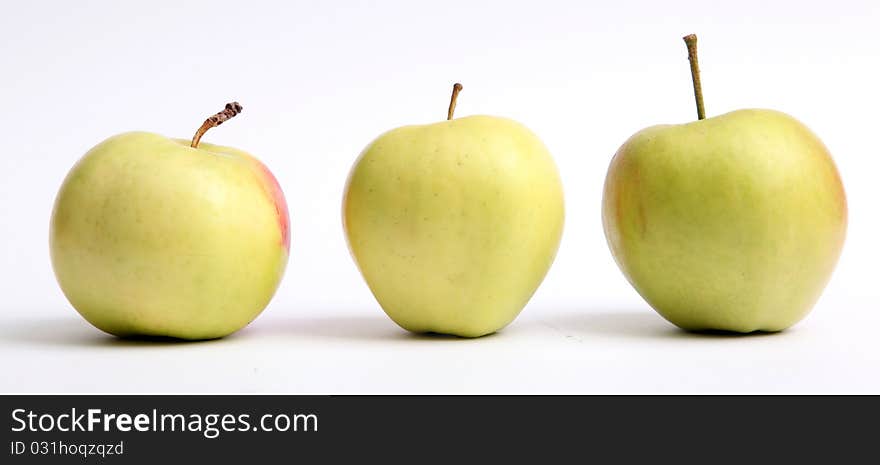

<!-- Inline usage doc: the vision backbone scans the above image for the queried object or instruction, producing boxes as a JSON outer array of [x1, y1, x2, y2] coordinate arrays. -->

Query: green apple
[[602, 35, 847, 332], [50, 103, 290, 340], [343, 84, 564, 337]]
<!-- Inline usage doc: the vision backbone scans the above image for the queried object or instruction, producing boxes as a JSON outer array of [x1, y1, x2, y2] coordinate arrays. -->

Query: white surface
[[1, 0, 878, 393]]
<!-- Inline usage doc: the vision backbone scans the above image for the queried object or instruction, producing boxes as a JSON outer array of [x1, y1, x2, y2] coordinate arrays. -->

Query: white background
[[1, 0, 878, 393]]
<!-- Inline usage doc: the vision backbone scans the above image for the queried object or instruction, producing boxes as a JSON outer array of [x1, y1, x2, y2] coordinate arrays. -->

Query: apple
[[602, 35, 847, 332], [343, 83, 565, 337], [50, 103, 290, 340]]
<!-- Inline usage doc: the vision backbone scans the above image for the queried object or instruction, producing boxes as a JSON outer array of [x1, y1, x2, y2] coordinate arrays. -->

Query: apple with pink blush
[[50, 102, 289, 340]]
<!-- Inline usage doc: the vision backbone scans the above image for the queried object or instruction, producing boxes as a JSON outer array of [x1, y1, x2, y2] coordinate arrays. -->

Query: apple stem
[[683, 34, 706, 120], [190, 102, 243, 148], [447, 83, 463, 120]]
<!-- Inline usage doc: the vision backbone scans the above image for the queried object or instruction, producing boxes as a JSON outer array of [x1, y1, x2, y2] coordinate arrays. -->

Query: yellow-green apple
[[50, 103, 290, 340], [602, 35, 847, 332], [343, 84, 564, 337]]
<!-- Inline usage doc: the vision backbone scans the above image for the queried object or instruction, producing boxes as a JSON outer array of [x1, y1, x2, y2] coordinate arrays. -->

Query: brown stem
[[447, 83, 463, 120], [190, 102, 243, 148], [683, 34, 705, 120]]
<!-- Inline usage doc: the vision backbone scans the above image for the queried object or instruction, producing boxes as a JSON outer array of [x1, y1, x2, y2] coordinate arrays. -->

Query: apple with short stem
[[50, 102, 290, 340], [343, 83, 565, 337]]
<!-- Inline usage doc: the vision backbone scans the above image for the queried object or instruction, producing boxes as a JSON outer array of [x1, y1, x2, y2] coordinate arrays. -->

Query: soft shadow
[[246, 315, 407, 342], [406, 330, 500, 342], [0, 318, 235, 348], [681, 328, 782, 338], [248, 314, 499, 343], [535, 310, 787, 341]]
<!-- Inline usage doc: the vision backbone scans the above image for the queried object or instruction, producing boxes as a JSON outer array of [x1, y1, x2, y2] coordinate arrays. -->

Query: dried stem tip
[[447, 83, 463, 120], [190, 102, 243, 148]]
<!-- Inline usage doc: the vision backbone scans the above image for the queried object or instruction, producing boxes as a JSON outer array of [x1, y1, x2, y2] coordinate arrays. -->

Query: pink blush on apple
[[252, 160, 290, 252]]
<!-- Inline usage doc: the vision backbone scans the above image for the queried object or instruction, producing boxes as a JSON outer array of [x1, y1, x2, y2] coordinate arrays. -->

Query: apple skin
[[343, 115, 564, 337], [602, 109, 846, 332], [50, 131, 290, 340]]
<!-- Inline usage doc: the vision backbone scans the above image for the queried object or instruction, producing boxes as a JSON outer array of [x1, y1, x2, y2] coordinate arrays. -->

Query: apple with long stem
[[602, 35, 847, 332], [343, 83, 565, 337], [50, 102, 290, 340]]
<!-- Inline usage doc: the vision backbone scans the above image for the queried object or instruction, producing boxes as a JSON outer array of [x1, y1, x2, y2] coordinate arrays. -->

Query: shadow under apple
[[533, 309, 787, 341], [0, 317, 236, 348], [244, 314, 490, 343]]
